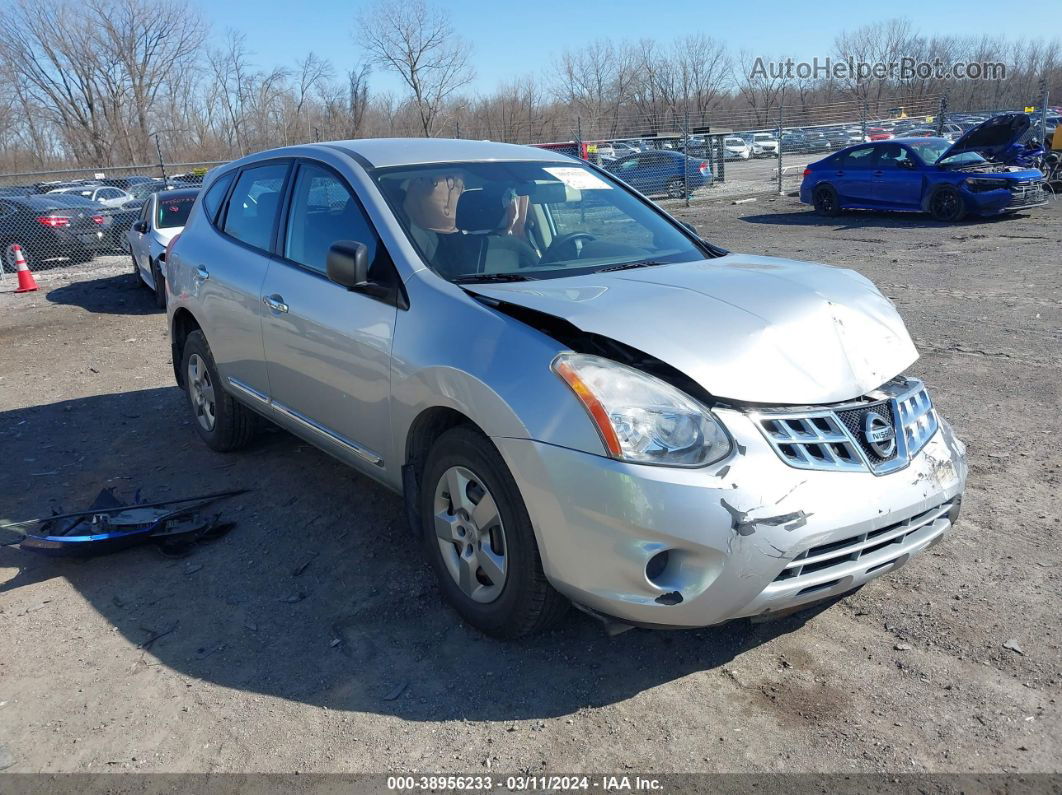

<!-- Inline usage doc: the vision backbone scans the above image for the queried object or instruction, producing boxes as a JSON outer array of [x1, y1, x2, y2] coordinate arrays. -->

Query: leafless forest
[[0, 0, 1058, 172]]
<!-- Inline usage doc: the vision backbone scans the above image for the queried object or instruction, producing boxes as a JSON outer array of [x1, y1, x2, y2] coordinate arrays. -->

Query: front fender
[[389, 274, 606, 466]]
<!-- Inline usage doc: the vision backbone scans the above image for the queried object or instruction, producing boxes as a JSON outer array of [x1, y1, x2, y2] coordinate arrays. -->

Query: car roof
[[318, 138, 572, 168], [155, 188, 199, 200]]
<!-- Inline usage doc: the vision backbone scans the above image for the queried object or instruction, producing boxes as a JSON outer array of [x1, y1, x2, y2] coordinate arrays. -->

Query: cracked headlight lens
[[552, 352, 731, 467]]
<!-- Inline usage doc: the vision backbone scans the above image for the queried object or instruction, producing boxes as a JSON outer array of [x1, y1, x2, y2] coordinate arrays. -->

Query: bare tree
[[357, 0, 473, 136]]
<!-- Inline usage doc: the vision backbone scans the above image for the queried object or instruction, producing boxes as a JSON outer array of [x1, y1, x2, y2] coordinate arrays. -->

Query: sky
[[205, 0, 1062, 96]]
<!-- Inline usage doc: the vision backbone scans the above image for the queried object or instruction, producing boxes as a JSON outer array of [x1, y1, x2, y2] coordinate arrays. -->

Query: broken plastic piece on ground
[[3, 487, 247, 557]]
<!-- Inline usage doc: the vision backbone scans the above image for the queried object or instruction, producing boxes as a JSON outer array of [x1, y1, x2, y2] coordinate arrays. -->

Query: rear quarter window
[[202, 172, 235, 225]]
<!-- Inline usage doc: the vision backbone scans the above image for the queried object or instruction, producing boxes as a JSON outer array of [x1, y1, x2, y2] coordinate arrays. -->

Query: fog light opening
[[645, 549, 670, 585]]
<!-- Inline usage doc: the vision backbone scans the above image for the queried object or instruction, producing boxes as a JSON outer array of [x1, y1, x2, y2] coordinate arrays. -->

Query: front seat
[[456, 189, 537, 273]]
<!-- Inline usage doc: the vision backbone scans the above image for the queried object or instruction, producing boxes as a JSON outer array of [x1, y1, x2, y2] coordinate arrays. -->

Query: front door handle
[[263, 294, 288, 313], [194, 265, 209, 281]]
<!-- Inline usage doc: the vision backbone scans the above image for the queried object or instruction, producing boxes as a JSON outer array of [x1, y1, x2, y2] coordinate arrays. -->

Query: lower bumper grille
[[1008, 181, 1048, 207], [774, 500, 955, 583]]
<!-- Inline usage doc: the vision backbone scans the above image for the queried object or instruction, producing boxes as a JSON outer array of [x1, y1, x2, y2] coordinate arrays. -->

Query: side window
[[874, 144, 904, 170], [222, 163, 288, 251], [202, 172, 235, 224], [845, 147, 875, 168], [139, 199, 151, 222], [283, 163, 379, 275]]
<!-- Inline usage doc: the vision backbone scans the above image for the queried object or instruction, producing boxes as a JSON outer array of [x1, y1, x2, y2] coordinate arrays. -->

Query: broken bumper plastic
[[494, 410, 967, 629]]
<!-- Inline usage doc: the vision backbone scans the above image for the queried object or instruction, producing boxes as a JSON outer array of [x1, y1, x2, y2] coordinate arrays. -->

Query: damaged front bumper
[[494, 410, 967, 629]]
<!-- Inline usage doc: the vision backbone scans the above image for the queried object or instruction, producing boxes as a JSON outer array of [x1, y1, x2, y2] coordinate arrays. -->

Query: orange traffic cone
[[11, 245, 38, 293]]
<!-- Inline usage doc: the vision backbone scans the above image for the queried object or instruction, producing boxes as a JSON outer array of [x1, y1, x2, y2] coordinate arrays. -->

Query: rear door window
[[222, 163, 289, 251], [843, 147, 876, 169]]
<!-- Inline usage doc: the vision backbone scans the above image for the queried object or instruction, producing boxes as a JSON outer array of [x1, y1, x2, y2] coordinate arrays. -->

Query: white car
[[48, 185, 134, 208], [750, 133, 779, 157], [723, 137, 752, 160], [128, 188, 198, 307]]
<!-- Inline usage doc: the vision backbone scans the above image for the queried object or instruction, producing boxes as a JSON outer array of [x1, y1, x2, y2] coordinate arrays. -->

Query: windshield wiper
[[597, 259, 665, 273], [452, 272, 537, 284]]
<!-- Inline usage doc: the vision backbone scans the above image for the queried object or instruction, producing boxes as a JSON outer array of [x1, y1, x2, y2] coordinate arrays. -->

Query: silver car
[[129, 188, 198, 307], [166, 139, 968, 638]]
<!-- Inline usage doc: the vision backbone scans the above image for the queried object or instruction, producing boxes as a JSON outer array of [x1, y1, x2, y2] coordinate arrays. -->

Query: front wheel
[[150, 259, 166, 308], [418, 426, 568, 638], [928, 186, 967, 222]]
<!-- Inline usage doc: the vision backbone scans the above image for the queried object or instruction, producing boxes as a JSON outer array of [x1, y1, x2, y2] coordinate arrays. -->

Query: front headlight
[[551, 352, 731, 467], [964, 177, 1008, 190]]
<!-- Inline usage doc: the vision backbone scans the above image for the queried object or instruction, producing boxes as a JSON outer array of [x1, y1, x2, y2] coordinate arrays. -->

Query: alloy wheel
[[187, 353, 216, 432], [432, 465, 508, 604]]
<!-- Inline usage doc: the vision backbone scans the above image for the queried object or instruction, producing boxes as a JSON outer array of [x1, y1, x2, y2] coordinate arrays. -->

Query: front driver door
[[871, 144, 924, 208], [260, 160, 398, 476]]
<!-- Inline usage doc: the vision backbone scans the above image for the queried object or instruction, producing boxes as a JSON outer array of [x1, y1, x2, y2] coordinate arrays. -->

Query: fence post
[[776, 101, 784, 196], [716, 134, 724, 183], [1039, 77, 1050, 146], [152, 133, 168, 183], [936, 95, 948, 137], [861, 98, 868, 142], [683, 109, 690, 207]]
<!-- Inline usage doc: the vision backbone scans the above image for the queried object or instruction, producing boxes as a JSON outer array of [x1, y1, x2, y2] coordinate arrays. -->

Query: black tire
[[813, 184, 841, 217], [151, 259, 166, 308], [928, 186, 967, 222], [665, 177, 686, 199], [180, 330, 257, 452], [418, 426, 568, 638]]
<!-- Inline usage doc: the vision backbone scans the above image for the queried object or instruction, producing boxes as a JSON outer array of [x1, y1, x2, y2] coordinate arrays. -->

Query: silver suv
[[167, 139, 967, 637]]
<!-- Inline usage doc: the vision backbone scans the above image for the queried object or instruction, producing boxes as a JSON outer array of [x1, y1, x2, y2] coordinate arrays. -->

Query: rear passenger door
[[835, 145, 876, 204], [259, 160, 398, 476], [195, 161, 288, 402]]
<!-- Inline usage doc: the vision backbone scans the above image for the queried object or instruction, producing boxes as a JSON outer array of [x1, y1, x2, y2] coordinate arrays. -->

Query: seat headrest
[[457, 188, 508, 232]]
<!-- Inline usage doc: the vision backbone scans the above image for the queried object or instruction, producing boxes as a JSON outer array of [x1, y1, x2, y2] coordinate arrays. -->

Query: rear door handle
[[263, 294, 288, 314], [194, 265, 209, 281]]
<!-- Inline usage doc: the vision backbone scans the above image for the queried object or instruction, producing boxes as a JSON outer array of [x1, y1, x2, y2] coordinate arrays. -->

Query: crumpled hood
[[938, 112, 1030, 163], [470, 253, 919, 405]]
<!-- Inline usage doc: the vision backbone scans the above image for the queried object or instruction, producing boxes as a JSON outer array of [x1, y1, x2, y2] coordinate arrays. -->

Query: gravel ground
[[0, 195, 1059, 777]]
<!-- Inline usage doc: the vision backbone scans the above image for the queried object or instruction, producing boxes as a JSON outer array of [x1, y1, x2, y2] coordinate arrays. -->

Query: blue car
[[605, 150, 712, 198], [800, 113, 1047, 222]]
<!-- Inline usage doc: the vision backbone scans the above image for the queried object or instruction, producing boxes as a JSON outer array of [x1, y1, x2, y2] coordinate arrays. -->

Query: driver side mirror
[[327, 240, 389, 299], [133, 220, 148, 234]]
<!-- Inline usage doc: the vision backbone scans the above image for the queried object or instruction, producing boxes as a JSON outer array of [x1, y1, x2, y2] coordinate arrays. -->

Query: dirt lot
[[0, 195, 1059, 776]]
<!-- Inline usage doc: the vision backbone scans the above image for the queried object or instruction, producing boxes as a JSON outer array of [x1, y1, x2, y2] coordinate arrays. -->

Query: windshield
[[373, 161, 706, 283], [156, 195, 196, 228], [906, 138, 986, 166], [724, 138, 744, 146], [753, 134, 773, 142]]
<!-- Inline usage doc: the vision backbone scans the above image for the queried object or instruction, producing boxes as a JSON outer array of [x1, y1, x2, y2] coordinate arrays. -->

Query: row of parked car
[[0, 174, 201, 273]]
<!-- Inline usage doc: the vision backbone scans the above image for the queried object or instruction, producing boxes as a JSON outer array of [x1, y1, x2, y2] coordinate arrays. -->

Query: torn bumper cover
[[493, 409, 967, 629]]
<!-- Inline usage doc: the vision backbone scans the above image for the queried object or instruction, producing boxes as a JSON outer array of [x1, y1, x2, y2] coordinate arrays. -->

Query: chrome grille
[[752, 378, 938, 475], [773, 501, 954, 583], [758, 413, 864, 472], [1008, 180, 1047, 207]]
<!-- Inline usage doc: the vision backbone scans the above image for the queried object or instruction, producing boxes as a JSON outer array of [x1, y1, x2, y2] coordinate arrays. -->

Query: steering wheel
[[542, 232, 596, 263]]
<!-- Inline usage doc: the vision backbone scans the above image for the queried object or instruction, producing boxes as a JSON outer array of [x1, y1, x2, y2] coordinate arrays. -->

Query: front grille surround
[[751, 378, 939, 475]]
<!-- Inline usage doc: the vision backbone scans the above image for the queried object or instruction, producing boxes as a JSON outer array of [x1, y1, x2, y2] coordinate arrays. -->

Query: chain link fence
[[2, 92, 1056, 282]]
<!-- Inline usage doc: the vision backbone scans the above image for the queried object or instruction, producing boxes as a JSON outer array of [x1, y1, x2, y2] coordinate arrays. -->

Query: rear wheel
[[418, 426, 567, 638], [813, 184, 841, 217], [666, 177, 686, 199], [928, 186, 967, 222], [180, 330, 257, 452]]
